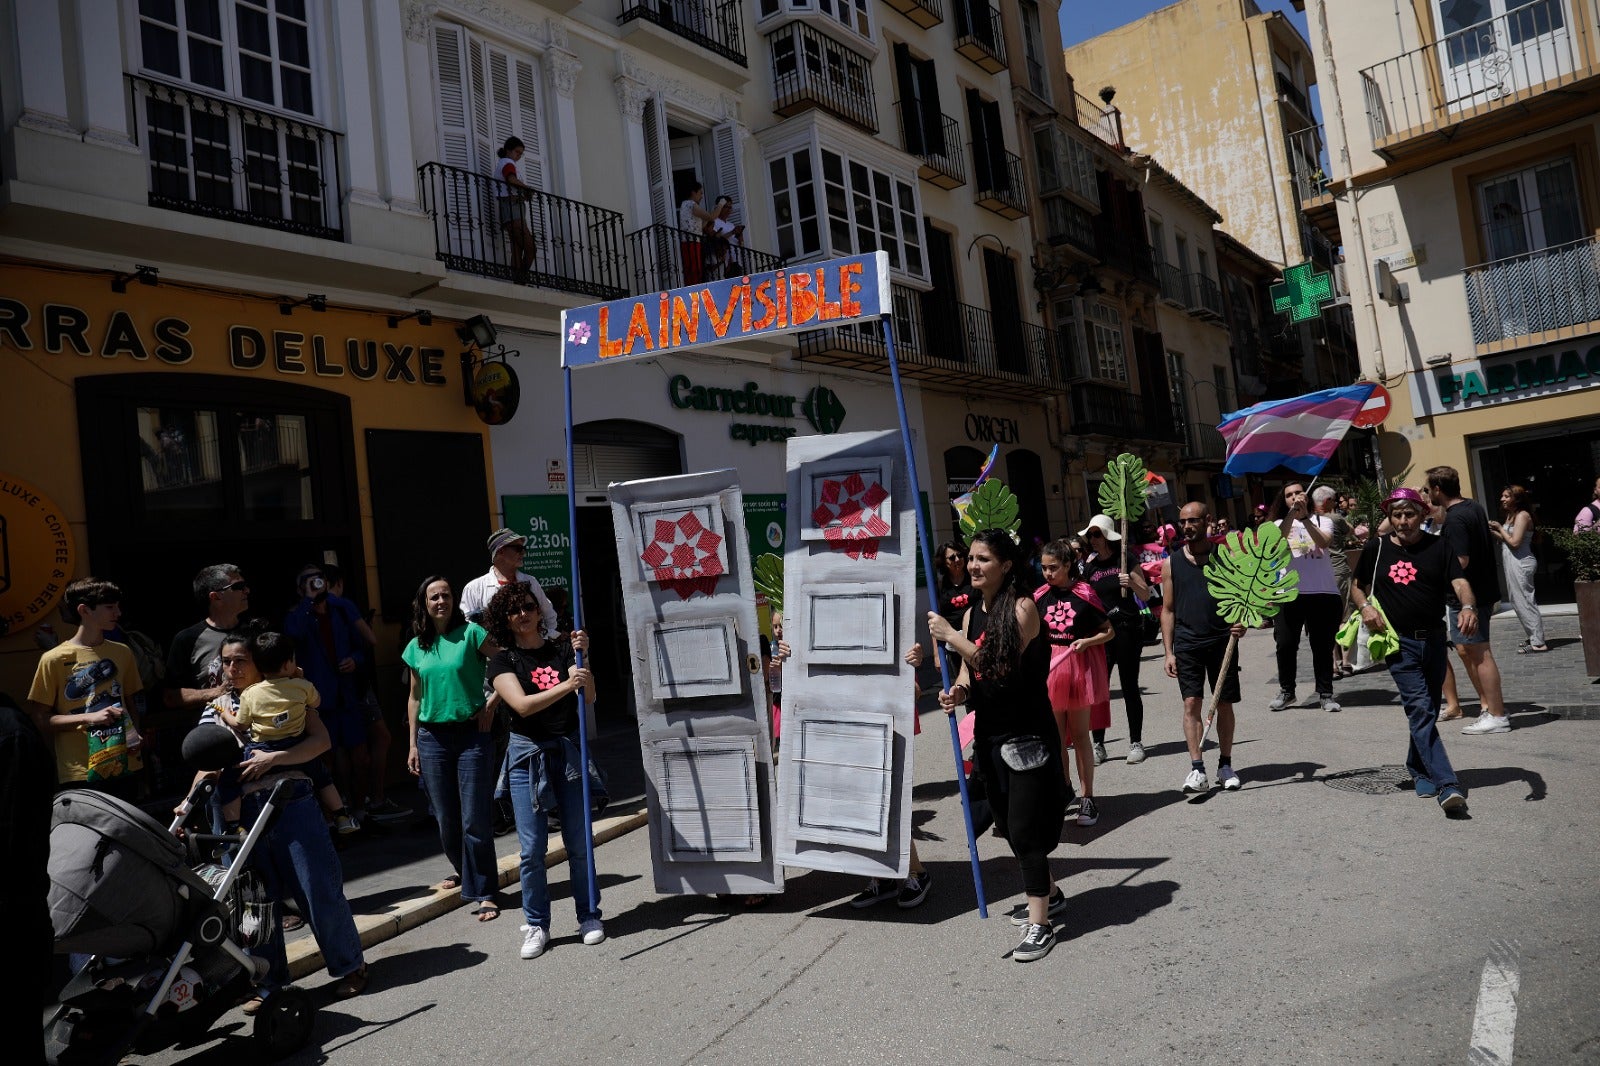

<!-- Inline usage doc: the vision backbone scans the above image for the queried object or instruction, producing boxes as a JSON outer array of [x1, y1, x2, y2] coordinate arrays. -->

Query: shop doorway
[[571, 419, 685, 720], [76, 375, 363, 650], [1471, 414, 1600, 605], [1005, 448, 1049, 544]]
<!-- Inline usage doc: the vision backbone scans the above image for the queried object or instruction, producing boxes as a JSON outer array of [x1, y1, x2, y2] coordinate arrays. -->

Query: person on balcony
[[704, 195, 745, 280], [495, 137, 537, 280], [678, 182, 715, 285]]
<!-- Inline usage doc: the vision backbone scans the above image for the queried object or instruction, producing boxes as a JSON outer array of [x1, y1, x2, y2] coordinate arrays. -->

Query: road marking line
[[1467, 940, 1521, 1065]]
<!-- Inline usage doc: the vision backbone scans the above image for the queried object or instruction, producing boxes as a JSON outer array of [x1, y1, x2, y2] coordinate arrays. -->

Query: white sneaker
[[1218, 764, 1242, 791], [1269, 689, 1294, 711], [1462, 715, 1511, 735], [1320, 694, 1341, 713], [519, 924, 548, 959], [1125, 742, 1147, 765], [1182, 768, 1209, 793], [579, 918, 606, 945], [1091, 741, 1107, 765]]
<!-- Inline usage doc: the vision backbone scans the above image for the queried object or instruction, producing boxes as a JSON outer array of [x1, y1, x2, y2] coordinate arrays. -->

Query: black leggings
[[978, 735, 1065, 897], [1093, 624, 1145, 745], [1274, 592, 1342, 696]]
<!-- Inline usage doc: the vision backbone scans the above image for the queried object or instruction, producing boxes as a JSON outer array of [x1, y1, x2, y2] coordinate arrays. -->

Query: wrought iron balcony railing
[[417, 161, 628, 299], [972, 144, 1028, 219], [896, 102, 965, 188], [768, 24, 878, 132], [953, 0, 1007, 73], [1359, 0, 1590, 152], [625, 223, 784, 294], [1463, 235, 1600, 346], [128, 74, 343, 241], [619, 0, 747, 65], [1275, 71, 1313, 120], [1187, 422, 1228, 461], [1072, 90, 1119, 146], [1157, 262, 1192, 306], [1190, 273, 1224, 318], [1070, 383, 1178, 440], [1044, 198, 1097, 258]]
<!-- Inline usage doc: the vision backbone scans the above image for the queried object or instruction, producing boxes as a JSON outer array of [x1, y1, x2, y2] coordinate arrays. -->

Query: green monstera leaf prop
[[753, 552, 784, 615], [1205, 523, 1301, 629], [957, 479, 1021, 544], [1097, 452, 1150, 523]]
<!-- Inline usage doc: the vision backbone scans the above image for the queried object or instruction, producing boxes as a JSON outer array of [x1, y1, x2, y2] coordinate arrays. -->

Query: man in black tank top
[[1161, 503, 1247, 794]]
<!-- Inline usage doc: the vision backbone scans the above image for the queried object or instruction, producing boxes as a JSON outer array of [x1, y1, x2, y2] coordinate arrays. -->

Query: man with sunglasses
[[164, 564, 251, 714], [461, 528, 558, 639]]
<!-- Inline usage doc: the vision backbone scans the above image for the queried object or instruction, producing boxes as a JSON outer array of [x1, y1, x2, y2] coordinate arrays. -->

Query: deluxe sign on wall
[[1410, 338, 1600, 418]]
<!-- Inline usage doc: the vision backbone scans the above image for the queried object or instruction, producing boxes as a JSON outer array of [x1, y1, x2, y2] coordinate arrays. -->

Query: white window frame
[[755, 0, 875, 47], [820, 148, 924, 279], [1087, 301, 1130, 382], [768, 147, 822, 259], [1473, 155, 1585, 261], [1030, 122, 1099, 208]]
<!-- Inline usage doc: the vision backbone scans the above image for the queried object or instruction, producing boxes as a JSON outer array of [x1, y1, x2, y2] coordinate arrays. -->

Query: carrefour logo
[[803, 385, 846, 434], [668, 374, 846, 445]]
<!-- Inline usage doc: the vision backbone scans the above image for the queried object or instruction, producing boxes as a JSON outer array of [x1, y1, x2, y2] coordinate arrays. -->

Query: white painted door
[[1432, 0, 1573, 111]]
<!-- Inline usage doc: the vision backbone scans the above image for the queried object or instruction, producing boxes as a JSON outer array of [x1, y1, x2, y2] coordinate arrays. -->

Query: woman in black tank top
[[927, 529, 1068, 962]]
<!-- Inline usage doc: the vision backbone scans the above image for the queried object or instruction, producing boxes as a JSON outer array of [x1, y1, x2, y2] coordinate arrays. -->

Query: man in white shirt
[[461, 528, 559, 640]]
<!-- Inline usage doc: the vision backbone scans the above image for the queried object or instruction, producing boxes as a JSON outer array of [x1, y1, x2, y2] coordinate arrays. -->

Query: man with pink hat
[[1351, 488, 1475, 815]]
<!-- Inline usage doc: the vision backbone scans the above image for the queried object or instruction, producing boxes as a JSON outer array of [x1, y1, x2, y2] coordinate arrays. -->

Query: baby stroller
[[43, 777, 315, 1063]]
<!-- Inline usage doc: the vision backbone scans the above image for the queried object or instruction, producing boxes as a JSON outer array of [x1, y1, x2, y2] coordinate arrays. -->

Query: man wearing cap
[[1352, 488, 1473, 814], [462, 528, 559, 639], [1077, 514, 1151, 765], [1161, 502, 1247, 794]]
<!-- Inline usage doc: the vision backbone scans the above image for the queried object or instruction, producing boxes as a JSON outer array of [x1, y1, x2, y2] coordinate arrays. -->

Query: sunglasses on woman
[[509, 602, 538, 616]]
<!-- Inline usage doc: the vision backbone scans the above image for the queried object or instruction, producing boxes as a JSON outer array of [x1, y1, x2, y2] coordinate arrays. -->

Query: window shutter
[[643, 95, 672, 227], [467, 35, 492, 174], [431, 24, 473, 169], [511, 56, 545, 192], [892, 44, 923, 156], [711, 120, 746, 227], [916, 57, 944, 156]]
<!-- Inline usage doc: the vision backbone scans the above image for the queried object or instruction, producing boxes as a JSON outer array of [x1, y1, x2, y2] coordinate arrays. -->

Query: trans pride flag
[[1219, 383, 1376, 476]]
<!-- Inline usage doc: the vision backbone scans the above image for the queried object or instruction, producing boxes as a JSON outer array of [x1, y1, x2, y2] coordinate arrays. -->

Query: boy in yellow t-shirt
[[27, 578, 145, 797], [219, 631, 358, 833]]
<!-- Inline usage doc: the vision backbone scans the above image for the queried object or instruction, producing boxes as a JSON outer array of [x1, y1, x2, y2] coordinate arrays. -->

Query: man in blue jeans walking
[[1352, 488, 1478, 816]]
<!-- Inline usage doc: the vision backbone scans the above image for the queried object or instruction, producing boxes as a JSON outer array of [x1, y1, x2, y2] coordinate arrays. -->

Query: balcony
[[625, 223, 785, 294], [1043, 199, 1098, 259], [1157, 262, 1192, 307], [880, 0, 942, 29], [796, 285, 1062, 396], [1186, 423, 1228, 462], [1463, 235, 1600, 349], [1190, 273, 1224, 319], [1359, 1, 1600, 161], [972, 145, 1028, 219], [619, 0, 747, 66], [769, 25, 878, 133], [953, 0, 1007, 74], [1069, 383, 1181, 441], [1275, 71, 1313, 123], [896, 102, 965, 189], [417, 162, 628, 299], [1072, 90, 1119, 146], [128, 75, 343, 242]]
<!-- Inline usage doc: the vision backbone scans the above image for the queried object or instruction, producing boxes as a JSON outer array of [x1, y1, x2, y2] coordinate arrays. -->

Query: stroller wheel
[[252, 987, 315, 1059]]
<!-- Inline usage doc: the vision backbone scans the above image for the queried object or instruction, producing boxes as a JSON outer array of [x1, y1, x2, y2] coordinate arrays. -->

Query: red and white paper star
[[640, 511, 725, 599], [811, 472, 891, 560]]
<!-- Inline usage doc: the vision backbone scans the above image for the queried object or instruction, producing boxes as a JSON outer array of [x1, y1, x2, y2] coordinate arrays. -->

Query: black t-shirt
[[1441, 498, 1499, 608], [488, 642, 577, 741], [1079, 548, 1140, 612], [1357, 534, 1465, 633], [965, 597, 1053, 741], [1034, 585, 1109, 646], [937, 582, 973, 627], [164, 620, 229, 694]]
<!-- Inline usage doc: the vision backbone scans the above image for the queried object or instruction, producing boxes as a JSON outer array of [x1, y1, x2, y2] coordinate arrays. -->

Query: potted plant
[[1546, 528, 1600, 677]]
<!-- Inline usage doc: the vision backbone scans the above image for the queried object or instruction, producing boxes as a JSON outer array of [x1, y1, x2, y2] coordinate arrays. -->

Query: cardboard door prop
[[775, 430, 916, 879], [610, 471, 783, 896]]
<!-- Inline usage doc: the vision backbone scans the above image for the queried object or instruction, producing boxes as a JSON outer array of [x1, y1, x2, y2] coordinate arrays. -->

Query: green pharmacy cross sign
[[1271, 261, 1334, 323]]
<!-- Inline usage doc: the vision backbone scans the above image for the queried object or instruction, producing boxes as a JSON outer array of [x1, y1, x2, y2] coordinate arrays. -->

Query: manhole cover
[[1322, 765, 1413, 795]]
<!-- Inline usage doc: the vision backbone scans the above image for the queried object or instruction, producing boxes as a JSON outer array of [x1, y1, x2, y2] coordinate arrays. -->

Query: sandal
[[472, 901, 501, 922], [240, 996, 265, 1016], [434, 875, 462, 892], [333, 966, 368, 999], [1518, 645, 1549, 654]]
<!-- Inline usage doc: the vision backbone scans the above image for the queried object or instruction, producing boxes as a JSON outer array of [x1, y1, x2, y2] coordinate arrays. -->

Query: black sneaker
[[1076, 796, 1100, 827], [849, 878, 899, 909], [1009, 887, 1068, 926], [896, 871, 933, 909], [1013, 922, 1056, 962]]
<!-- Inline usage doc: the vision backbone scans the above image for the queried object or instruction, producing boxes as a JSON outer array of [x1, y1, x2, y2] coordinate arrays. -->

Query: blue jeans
[[416, 723, 497, 902], [1386, 633, 1459, 794], [243, 778, 363, 990], [506, 733, 600, 930]]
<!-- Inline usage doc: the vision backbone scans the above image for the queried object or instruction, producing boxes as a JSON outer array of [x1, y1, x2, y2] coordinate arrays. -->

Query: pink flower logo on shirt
[[530, 666, 563, 689], [950, 593, 969, 609], [1044, 600, 1075, 636], [1388, 560, 1418, 586]]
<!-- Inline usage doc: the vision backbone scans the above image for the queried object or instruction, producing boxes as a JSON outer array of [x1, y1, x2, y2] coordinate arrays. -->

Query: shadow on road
[[1059, 879, 1180, 940], [362, 942, 489, 992], [1457, 765, 1548, 802], [162, 1002, 438, 1065], [1238, 761, 1326, 788]]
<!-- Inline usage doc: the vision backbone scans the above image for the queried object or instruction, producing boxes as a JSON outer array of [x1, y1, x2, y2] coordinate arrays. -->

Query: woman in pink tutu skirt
[[1036, 539, 1115, 826]]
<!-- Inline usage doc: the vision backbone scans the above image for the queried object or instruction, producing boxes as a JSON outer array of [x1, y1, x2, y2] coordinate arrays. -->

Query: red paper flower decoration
[[1388, 560, 1417, 586], [530, 666, 563, 689], [641, 511, 725, 599], [811, 472, 891, 559]]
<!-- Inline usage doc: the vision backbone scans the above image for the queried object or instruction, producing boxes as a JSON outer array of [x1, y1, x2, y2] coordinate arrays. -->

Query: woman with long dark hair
[[1037, 538, 1114, 826], [1491, 483, 1547, 653], [402, 576, 501, 920], [1266, 482, 1344, 713], [927, 530, 1066, 963], [485, 583, 603, 959]]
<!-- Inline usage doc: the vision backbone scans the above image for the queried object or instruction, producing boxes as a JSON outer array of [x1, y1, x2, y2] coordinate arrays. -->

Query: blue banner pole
[[879, 313, 988, 919], [565, 364, 598, 913]]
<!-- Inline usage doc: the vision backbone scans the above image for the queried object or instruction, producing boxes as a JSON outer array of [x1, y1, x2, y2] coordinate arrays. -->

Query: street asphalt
[[142, 612, 1600, 1066]]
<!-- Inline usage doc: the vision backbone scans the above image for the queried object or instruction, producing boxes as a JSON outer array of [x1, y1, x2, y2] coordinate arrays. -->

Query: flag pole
[[880, 312, 987, 919], [564, 364, 598, 914]]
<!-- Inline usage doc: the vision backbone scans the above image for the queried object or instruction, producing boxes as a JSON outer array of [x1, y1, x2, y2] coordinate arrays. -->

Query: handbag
[[1000, 735, 1051, 772]]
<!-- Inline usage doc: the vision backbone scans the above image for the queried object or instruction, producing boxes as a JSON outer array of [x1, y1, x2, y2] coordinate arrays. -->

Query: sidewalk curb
[[286, 806, 649, 980]]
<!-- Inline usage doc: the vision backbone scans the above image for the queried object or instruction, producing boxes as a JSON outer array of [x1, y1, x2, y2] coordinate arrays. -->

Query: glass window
[[768, 149, 820, 259], [138, 0, 315, 117], [1087, 302, 1129, 382], [1474, 155, 1584, 260], [237, 412, 314, 521], [138, 407, 224, 521], [1166, 351, 1190, 429]]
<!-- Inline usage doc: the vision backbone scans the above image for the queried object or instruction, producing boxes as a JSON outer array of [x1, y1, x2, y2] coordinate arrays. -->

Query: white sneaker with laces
[[1125, 742, 1146, 765], [1320, 694, 1342, 713], [1269, 690, 1294, 712], [1182, 768, 1209, 793], [1462, 715, 1511, 735], [579, 918, 606, 945], [1218, 764, 1242, 791], [519, 925, 548, 959]]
